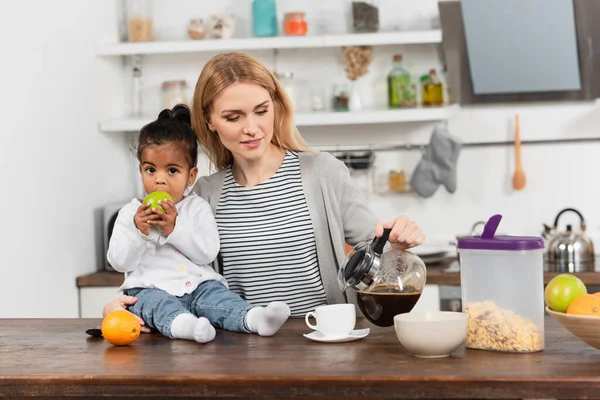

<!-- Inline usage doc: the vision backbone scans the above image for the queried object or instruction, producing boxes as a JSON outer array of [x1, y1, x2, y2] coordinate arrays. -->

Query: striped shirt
[[215, 151, 327, 317]]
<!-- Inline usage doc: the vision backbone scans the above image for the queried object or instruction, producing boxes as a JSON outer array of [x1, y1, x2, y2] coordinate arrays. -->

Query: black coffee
[[356, 285, 421, 327]]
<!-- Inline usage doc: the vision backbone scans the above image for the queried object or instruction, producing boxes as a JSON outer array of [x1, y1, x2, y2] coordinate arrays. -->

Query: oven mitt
[[429, 123, 462, 193], [410, 124, 462, 197], [410, 152, 440, 198]]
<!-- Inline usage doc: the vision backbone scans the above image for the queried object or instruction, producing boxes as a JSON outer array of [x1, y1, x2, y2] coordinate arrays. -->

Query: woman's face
[[208, 82, 276, 164]]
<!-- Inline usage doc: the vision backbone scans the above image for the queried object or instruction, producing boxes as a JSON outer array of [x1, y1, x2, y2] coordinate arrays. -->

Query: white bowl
[[393, 311, 468, 358]]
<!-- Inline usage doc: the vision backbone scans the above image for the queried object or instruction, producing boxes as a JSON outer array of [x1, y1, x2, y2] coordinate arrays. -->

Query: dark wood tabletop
[[1, 317, 600, 399]]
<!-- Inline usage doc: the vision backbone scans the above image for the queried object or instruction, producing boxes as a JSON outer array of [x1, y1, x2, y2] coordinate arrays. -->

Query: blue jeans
[[124, 280, 255, 338]]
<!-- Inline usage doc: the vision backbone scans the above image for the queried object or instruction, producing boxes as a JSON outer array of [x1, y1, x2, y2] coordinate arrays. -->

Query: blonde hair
[[191, 52, 312, 170]]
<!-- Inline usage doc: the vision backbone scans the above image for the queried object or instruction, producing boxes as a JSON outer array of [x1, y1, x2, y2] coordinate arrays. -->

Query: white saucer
[[303, 328, 370, 343]]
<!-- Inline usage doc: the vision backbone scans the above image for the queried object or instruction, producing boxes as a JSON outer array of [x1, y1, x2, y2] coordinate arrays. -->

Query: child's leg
[[190, 280, 290, 336], [125, 288, 215, 343]]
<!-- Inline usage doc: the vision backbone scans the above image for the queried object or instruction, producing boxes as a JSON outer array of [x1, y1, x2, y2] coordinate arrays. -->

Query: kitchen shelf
[[96, 30, 442, 56], [99, 105, 459, 132]]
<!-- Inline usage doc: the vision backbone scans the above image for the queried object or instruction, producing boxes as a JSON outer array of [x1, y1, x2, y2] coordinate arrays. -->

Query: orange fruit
[[101, 310, 141, 346], [594, 292, 600, 299], [566, 294, 600, 316]]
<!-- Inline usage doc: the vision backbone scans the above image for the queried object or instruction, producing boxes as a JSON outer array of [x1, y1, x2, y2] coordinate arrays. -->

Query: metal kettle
[[544, 208, 595, 272]]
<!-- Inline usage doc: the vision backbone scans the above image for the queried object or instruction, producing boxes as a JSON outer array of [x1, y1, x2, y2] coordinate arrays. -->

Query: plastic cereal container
[[458, 214, 545, 353]]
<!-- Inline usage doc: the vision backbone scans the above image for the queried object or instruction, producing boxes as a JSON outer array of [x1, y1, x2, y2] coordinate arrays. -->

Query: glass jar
[[187, 19, 207, 40], [126, 0, 154, 42], [332, 84, 350, 111], [252, 0, 278, 37], [283, 12, 308, 36], [275, 72, 296, 107], [162, 81, 188, 110], [388, 169, 407, 192], [351, 0, 379, 33], [458, 214, 545, 353], [309, 86, 326, 111]]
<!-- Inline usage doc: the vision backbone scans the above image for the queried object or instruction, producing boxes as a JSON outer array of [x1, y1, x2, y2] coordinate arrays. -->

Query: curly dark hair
[[134, 104, 198, 168]]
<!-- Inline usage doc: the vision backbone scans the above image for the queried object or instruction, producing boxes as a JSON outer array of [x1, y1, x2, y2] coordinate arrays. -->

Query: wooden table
[[1, 317, 600, 399]]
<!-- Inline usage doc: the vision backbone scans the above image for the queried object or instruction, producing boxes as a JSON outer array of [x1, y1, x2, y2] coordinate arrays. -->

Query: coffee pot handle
[[372, 228, 391, 255], [553, 208, 586, 231]]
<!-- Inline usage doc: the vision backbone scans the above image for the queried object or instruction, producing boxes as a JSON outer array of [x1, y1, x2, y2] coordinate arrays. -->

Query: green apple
[[143, 191, 173, 214], [545, 273, 587, 313]]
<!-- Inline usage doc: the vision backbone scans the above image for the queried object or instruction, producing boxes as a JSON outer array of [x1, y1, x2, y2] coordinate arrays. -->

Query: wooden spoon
[[512, 114, 526, 191]]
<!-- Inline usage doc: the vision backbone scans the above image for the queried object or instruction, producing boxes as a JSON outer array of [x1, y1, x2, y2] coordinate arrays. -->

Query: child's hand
[[148, 199, 177, 237], [134, 202, 160, 236]]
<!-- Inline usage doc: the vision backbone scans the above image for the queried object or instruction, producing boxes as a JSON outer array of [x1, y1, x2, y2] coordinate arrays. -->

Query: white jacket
[[107, 193, 226, 296]]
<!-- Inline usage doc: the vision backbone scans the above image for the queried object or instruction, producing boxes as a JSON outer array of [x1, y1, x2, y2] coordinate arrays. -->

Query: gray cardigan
[[192, 151, 378, 306]]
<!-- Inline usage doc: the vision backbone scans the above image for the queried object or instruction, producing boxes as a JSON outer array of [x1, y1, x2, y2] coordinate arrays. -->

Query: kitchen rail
[[316, 136, 600, 153]]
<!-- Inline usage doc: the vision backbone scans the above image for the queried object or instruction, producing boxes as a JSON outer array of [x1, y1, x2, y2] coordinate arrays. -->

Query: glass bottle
[[132, 65, 143, 117], [387, 54, 416, 108], [252, 0, 278, 37], [421, 69, 444, 106]]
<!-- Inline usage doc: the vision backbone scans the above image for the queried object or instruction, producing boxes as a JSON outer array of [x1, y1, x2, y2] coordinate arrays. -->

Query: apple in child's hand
[[143, 191, 173, 214]]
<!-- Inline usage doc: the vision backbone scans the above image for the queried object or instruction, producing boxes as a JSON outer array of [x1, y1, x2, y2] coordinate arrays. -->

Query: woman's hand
[[148, 199, 178, 237], [375, 216, 425, 250], [102, 296, 152, 333]]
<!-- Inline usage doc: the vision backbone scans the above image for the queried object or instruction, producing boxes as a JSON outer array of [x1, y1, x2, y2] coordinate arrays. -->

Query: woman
[[103, 52, 425, 332]]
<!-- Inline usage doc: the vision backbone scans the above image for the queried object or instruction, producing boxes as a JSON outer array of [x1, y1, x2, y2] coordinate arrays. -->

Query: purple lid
[[457, 213, 544, 251], [457, 235, 544, 251]]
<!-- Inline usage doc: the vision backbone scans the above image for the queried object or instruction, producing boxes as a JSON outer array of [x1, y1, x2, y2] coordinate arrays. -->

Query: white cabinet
[[79, 287, 119, 318]]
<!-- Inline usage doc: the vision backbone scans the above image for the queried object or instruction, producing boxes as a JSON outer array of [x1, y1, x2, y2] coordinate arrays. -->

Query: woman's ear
[[188, 167, 199, 187]]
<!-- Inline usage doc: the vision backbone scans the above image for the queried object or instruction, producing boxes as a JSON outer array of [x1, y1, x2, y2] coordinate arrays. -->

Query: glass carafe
[[338, 228, 427, 327]]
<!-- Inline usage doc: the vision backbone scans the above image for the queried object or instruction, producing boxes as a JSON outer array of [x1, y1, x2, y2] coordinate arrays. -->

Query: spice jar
[[283, 12, 308, 36], [388, 170, 407, 192], [351, 0, 379, 33], [162, 81, 188, 110], [332, 84, 350, 111], [126, 0, 154, 42], [187, 19, 207, 40]]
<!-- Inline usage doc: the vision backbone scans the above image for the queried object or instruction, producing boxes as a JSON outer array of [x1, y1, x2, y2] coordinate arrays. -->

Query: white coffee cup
[[305, 304, 356, 338]]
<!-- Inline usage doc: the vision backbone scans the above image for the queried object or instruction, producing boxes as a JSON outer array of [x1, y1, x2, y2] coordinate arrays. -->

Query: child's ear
[[188, 167, 198, 187]]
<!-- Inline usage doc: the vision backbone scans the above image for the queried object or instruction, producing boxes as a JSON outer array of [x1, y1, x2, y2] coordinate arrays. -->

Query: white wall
[[2, 0, 599, 317], [0, 1, 133, 317]]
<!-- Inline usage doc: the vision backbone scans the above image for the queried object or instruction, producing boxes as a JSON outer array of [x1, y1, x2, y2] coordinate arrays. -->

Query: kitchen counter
[[76, 257, 600, 288], [2, 317, 600, 399]]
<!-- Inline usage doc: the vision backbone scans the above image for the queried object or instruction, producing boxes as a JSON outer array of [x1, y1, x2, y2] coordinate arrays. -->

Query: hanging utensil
[[512, 114, 526, 191]]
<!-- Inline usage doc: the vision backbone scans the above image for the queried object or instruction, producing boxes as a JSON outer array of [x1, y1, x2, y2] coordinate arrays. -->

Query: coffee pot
[[338, 228, 427, 327], [544, 208, 595, 273]]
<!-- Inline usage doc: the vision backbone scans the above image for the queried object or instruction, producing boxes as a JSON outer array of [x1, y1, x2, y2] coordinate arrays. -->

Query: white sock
[[244, 302, 290, 336], [170, 313, 216, 344]]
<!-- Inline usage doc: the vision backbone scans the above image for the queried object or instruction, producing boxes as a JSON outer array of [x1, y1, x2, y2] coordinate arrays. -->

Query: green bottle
[[387, 54, 416, 108]]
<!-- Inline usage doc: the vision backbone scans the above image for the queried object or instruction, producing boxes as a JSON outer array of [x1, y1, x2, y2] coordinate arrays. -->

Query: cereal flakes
[[464, 301, 543, 352]]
